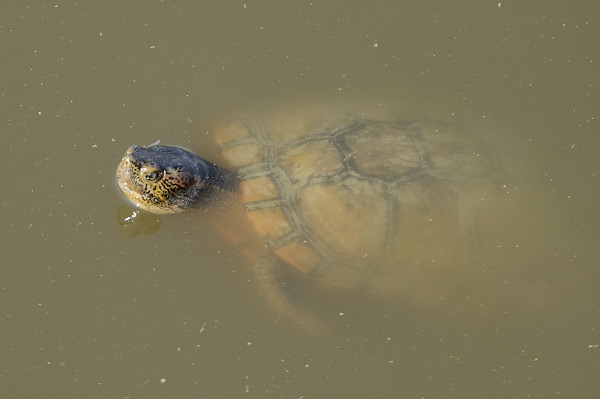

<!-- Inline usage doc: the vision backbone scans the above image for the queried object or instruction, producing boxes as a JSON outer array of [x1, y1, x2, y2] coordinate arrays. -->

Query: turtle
[[116, 104, 545, 332]]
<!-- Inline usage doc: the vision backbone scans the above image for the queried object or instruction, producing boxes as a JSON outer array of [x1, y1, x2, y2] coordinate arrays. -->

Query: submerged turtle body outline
[[116, 105, 545, 332]]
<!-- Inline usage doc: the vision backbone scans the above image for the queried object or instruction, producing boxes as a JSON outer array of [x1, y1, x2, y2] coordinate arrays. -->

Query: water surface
[[1, 1, 599, 398]]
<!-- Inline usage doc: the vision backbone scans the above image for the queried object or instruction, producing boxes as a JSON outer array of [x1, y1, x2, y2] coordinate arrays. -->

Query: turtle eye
[[144, 170, 163, 182]]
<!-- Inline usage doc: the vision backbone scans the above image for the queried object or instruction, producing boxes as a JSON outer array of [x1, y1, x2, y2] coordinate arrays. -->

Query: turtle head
[[116, 144, 212, 214]]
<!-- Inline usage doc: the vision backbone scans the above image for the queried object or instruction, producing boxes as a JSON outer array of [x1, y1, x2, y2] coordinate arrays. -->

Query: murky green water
[[2, 1, 599, 398]]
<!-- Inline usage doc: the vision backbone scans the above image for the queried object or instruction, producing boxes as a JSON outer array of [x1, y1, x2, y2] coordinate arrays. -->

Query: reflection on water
[[116, 206, 161, 237]]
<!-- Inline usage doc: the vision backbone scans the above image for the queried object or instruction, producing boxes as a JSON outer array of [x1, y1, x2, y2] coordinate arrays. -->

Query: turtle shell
[[212, 106, 510, 305]]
